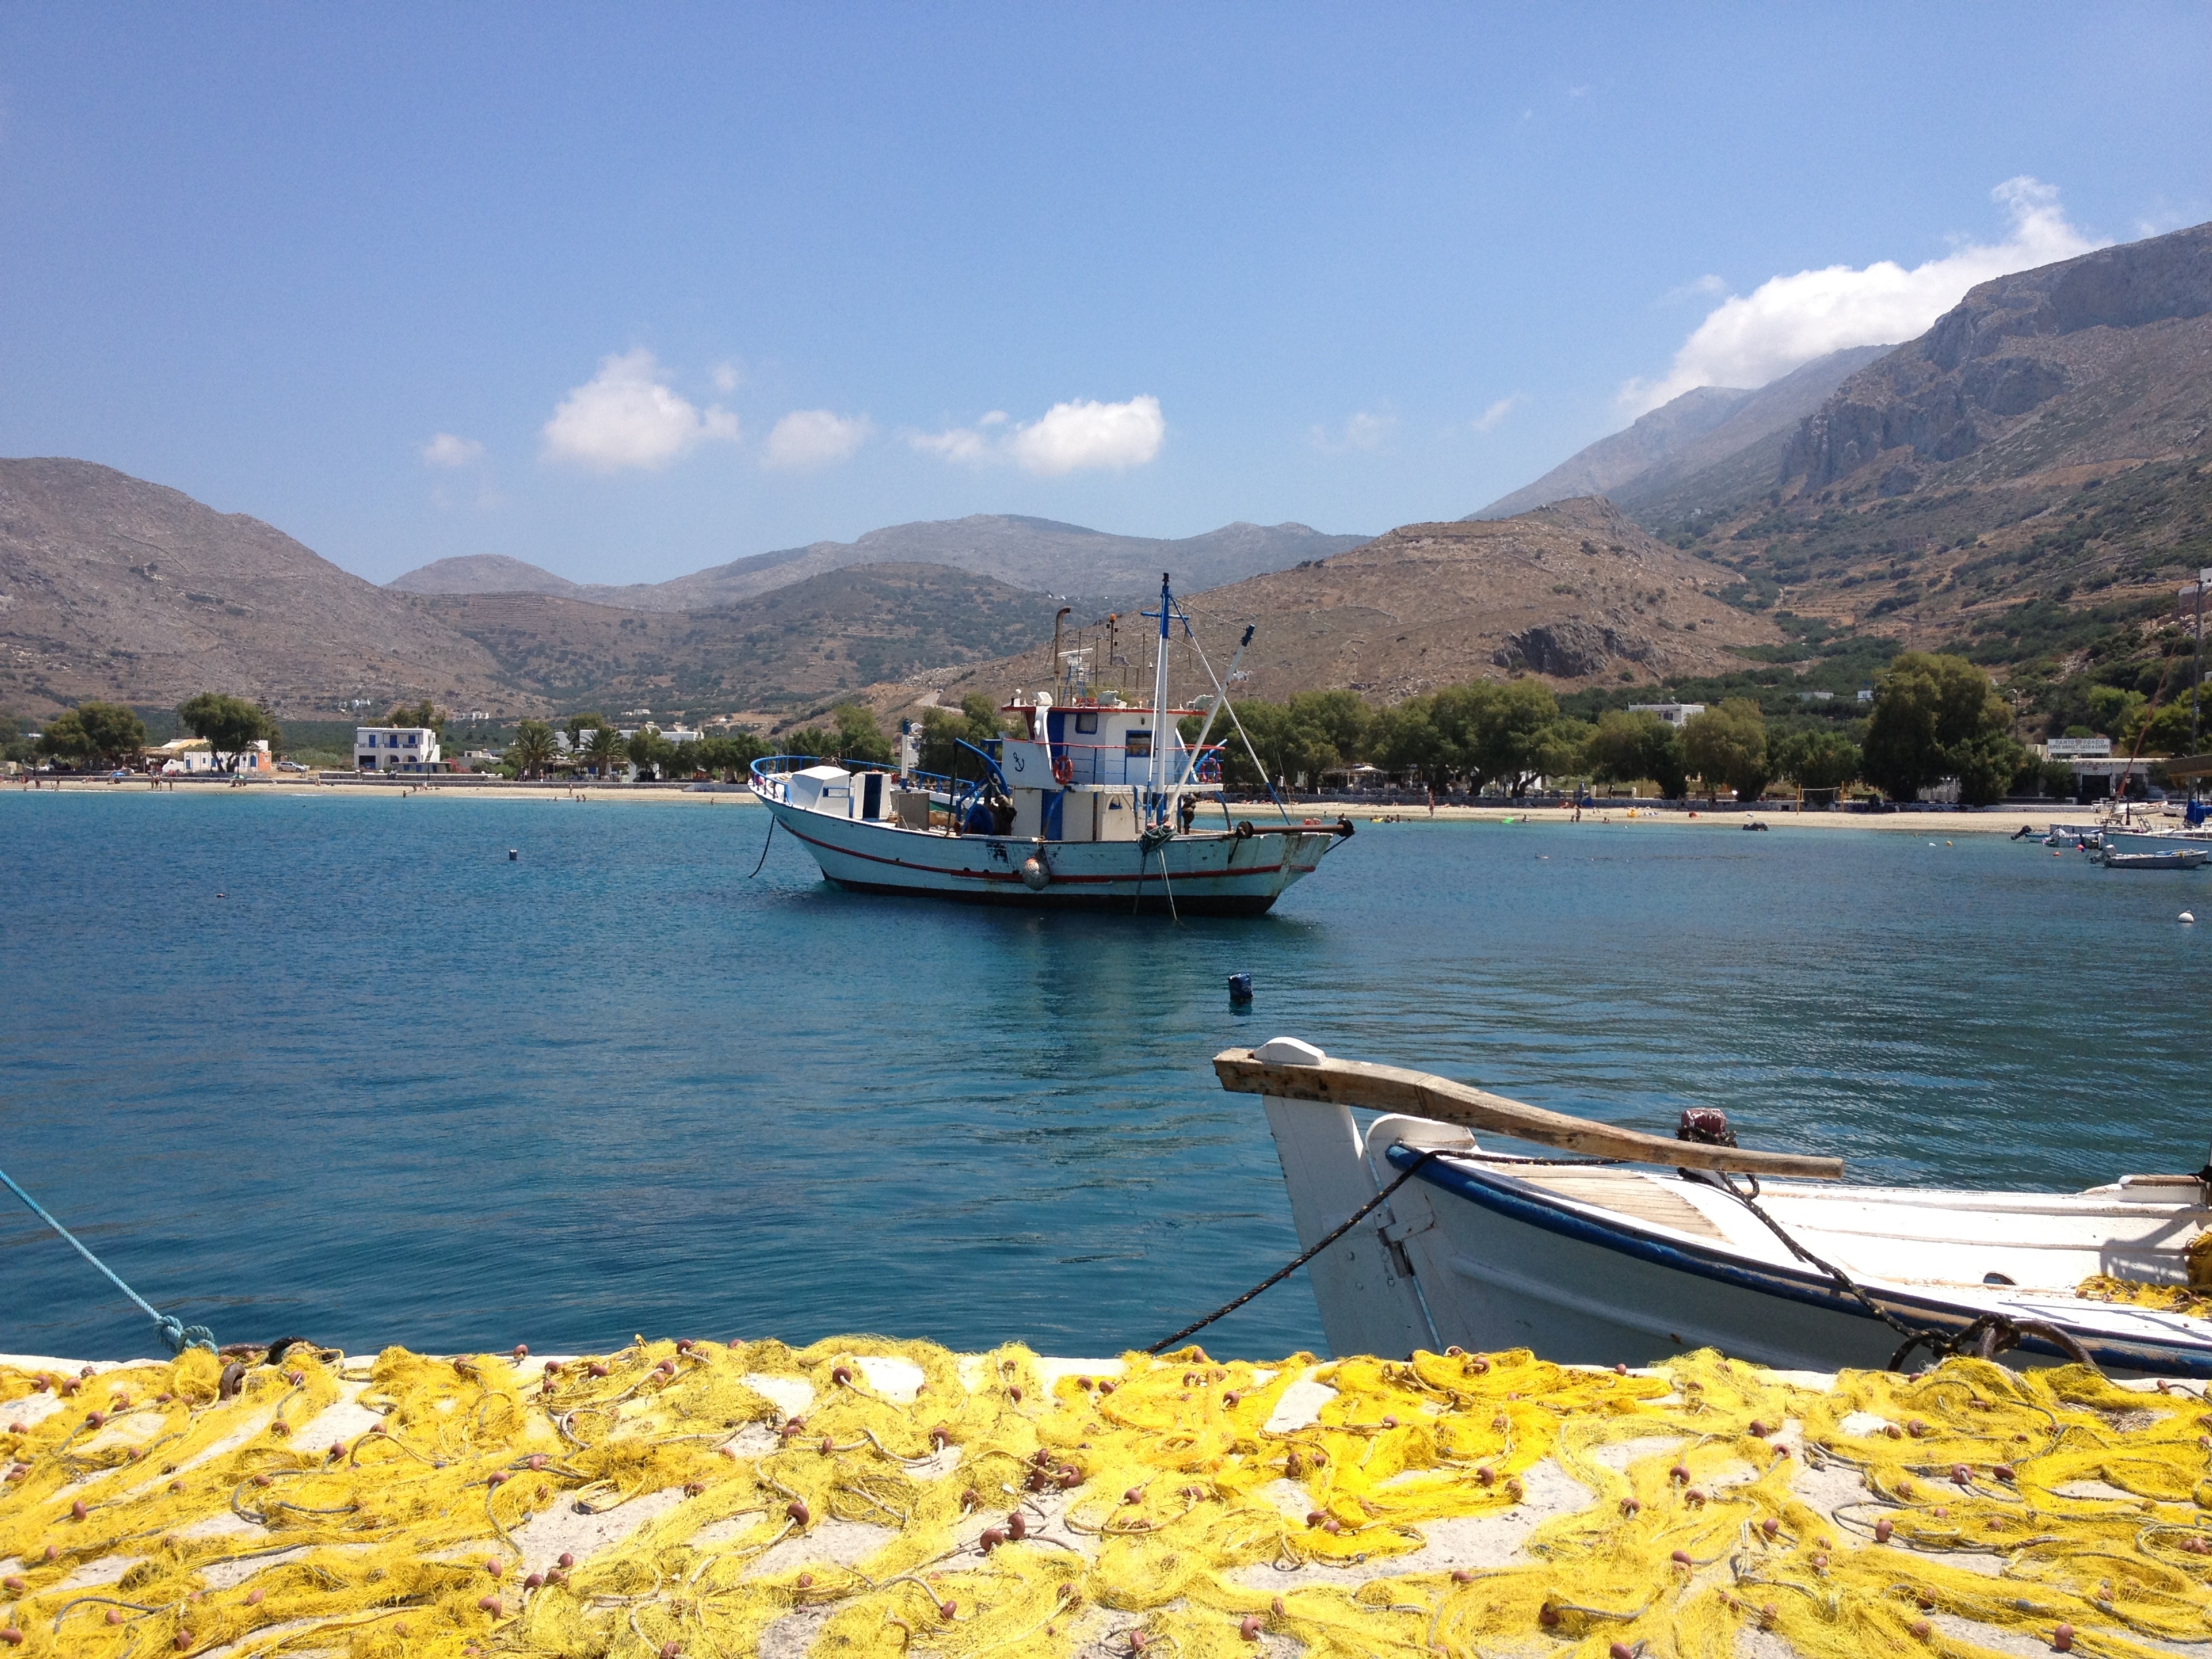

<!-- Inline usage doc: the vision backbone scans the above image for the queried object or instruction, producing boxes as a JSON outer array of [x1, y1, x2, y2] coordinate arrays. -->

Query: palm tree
[[586, 724, 623, 777], [508, 720, 556, 779]]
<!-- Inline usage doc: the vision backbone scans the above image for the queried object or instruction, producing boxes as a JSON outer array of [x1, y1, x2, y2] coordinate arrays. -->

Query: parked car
[[277, 760, 309, 773]]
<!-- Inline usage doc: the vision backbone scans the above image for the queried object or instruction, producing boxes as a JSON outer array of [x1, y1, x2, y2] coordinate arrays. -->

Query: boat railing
[[749, 753, 1012, 830], [1214, 1046, 1845, 1179]]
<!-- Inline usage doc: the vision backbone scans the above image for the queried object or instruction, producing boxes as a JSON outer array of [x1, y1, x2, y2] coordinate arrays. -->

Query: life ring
[[1052, 754, 1074, 785]]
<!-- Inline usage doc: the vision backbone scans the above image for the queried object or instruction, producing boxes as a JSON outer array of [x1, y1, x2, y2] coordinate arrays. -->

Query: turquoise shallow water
[[0, 791, 2204, 1362]]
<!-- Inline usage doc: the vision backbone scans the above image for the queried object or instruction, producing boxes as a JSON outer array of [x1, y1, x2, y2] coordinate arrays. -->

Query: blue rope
[[0, 1164, 215, 1354]]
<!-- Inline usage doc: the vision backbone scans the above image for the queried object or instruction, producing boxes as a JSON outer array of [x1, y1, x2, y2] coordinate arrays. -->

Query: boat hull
[[756, 793, 1340, 914], [1253, 1083, 2212, 1378]]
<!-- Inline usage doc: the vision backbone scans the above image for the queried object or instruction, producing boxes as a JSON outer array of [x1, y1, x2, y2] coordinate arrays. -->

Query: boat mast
[[1149, 571, 1172, 830]]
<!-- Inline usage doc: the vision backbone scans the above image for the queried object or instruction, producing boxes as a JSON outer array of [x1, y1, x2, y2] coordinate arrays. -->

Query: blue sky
[[2, 5, 2207, 586]]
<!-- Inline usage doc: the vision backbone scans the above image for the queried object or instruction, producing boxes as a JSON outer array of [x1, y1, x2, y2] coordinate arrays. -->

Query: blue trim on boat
[[1385, 1145, 2212, 1379]]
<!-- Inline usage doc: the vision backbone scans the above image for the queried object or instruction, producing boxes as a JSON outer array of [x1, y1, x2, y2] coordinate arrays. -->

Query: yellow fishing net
[[1, 1336, 2209, 1657]]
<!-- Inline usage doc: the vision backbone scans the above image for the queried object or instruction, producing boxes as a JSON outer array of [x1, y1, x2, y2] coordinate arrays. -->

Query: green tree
[[1768, 727, 1861, 795], [0, 710, 31, 766], [1861, 652, 2022, 806], [178, 693, 281, 772], [507, 719, 557, 779], [385, 699, 448, 736], [565, 712, 612, 750], [832, 703, 895, 765], [1682, 699, 1769, 801], [584, 724, 625, 775], [1584, 710, 1686, 798], [626, 729, 678, 779], [1531, 717, 1594, 788], [1433, 679, 1558, 796], [918, 695, 1008, 779], [1370, 698, 1448, 788], [2140, 687, 2208, 756], [694, 731, 769, 780], [37, 701, 148, 769]]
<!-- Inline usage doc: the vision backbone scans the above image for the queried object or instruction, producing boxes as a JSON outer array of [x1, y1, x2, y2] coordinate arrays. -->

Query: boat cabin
[[769, 692, 1223, 846]]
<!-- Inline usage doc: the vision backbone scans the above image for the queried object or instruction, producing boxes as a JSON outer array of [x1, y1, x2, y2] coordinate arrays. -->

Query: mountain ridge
[[389, 515, 1372, 613], [908, 496, 1784, 716]]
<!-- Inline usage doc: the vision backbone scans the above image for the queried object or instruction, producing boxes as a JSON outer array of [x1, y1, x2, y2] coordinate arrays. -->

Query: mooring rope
[[745, 811, 778, 878], [1685, 1168, 2096, 1372], [1146, 1149, 1439, 1353], [0, 1163, 215, 1353]]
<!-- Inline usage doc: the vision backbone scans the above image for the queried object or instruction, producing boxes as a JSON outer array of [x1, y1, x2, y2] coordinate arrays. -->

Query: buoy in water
[[2182, 912, 2196, 924], [1227, 972, 1254, 1002], [508, 849, 518, 861]]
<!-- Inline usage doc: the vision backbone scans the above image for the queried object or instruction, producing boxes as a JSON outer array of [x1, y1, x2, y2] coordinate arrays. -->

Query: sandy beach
[[12, 774, 2138, 835]]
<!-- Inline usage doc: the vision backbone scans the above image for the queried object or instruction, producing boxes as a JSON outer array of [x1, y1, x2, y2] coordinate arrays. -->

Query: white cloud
[[420, 432, 485, 468], [1308, 411, 1397, 453], [710, 361, 743, 393], [1621, 178, 2104, 413], [909, 396, 1166, 476], [908, 425, 996, 464], [1471, 394, 1525, 434], [541, 349, 741, 472], [763, 409, 874, 472], [1008, 395, 1164, 475]]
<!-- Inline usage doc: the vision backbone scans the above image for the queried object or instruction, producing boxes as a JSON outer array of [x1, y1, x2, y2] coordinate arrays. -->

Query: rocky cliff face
[[1783, 223, 2212, 491]]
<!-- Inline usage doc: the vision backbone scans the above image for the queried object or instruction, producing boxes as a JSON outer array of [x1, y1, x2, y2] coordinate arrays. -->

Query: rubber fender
[[1020, 855, 1051, 891], [1234, 820, 1254, 839]]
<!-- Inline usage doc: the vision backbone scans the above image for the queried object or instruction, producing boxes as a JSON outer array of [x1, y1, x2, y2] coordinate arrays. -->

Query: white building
[[354, 726, 443, 772], [1628, 702, 1706, 729]]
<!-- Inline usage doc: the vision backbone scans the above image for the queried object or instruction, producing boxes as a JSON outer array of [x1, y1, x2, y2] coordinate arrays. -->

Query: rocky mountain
[[0, 457, 521, 718], [1471, 346, 1889, 522], [0, 460, 1079, 721], [388, 516, 1370, 613], [428, 563, 1065, 715], [386, 554, 583, 598], [1633, 220, 2212, 667], [912, 497, 1780, 714]]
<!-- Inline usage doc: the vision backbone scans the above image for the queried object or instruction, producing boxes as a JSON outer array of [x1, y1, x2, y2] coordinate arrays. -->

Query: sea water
[[0, 791, 2203, 1361]]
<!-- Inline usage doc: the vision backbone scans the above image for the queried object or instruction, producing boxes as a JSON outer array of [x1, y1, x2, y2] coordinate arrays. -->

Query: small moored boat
[[1227, 1040, 2212, 1376], [2097, 834, 2210, 870]]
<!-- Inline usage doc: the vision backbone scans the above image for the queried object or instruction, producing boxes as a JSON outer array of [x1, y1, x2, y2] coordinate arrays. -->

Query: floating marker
[[2182, 912, 2196, 924], [508, 849, 518, 861], [1227, 972, 1254, 1003]]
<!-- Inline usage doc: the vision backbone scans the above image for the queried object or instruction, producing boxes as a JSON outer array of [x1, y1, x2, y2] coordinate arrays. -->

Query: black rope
[[745, 813, 777, 878], [1684, 1168, 2097, 1373], [1146, 1151, 1439, 1355]]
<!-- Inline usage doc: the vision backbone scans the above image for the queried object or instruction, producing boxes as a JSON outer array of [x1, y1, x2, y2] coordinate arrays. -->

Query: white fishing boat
[[750, 575, 1352, 914], [1227, 1038, 2212, 1378]]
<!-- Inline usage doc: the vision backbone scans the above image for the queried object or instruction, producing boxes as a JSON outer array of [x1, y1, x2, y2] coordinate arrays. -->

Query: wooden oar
[[1214, 1048, 1845, 1179]]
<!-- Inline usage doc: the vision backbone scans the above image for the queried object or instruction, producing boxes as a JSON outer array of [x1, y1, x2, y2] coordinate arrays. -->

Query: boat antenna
[[1050, 607, 1071, 687]]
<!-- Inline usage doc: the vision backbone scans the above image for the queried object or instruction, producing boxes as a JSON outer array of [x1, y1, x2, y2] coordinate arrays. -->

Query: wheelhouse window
[[1075, 712, 1098, 735], [1125, 730, 1151, 757]]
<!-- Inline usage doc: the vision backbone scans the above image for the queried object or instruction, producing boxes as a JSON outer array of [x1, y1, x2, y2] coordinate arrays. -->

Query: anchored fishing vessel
[[750, 575, 1351, 914], [1228, 1038, 2212, 1377]]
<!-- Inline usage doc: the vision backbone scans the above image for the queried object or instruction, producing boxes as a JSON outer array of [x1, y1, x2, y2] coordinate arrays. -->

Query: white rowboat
[[1226, 1041, 2212, 1378]]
